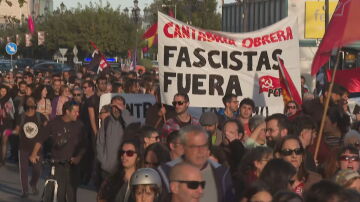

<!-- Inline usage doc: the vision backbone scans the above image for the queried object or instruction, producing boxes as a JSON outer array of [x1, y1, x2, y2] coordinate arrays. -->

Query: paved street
[[0, 162, 97, 202]]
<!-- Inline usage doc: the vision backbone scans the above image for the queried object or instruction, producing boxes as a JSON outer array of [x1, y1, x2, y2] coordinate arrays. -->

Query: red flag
[[143, 23, 157, 39], [168, 8, 175, 18], [258, 75, 281, 93], [89, 41, 109, 73], [278, 56, 302, 106], [28, 15, 35, 34], [98, 55, 109, 72], [326, 68, 360, 93], [311, 0, 360, 75]]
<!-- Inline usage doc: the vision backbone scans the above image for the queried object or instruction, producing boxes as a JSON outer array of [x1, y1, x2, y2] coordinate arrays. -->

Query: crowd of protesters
[[0, 65, 360, 202]]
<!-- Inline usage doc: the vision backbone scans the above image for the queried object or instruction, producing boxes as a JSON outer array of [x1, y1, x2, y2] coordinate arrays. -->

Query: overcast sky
[[54, 0, 235, 12]]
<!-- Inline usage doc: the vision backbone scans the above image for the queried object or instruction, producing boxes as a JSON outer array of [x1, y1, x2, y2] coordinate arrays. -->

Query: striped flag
[[89, 41, 109, 73], [277, 56, 302, 106]]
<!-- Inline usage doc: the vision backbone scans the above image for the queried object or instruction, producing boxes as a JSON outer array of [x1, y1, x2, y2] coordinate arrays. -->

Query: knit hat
[[334, 169, 360, 186], [343, 130, 360, 146], [199, 112, 218, 126]]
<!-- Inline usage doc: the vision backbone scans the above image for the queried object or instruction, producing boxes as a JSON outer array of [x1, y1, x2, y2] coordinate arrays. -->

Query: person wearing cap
[[343, 130, 360, 150], [130, 168, 162, 202], [199, 112, 223, 146], [334, 169, 360, 192]]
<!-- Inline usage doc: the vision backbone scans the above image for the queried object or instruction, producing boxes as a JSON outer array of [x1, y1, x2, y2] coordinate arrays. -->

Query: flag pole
[[314, 49, 342, 161]]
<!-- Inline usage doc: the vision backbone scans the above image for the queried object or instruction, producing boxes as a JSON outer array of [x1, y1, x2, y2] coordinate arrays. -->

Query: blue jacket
[[157, 157, 235, 202]]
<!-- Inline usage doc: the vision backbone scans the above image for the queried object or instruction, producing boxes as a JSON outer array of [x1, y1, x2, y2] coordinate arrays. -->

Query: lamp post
[[123, 7, 129, 16], [131, 0, 141, 69]]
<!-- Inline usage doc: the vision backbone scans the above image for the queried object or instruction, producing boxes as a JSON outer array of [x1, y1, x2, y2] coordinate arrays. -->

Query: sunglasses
[[172, 101, 186, 106], [287, 106, 296, 109], [174, 180, 206, 190], [280, 148, 304, 156], [339, 155, 360, 162], [74, 93, 82, 97], [120, 150, 136, 157]]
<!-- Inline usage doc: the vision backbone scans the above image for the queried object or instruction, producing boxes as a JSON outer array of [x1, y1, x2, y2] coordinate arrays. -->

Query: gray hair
[[249, 115, 265, 131], [178, 125, 208, 145]]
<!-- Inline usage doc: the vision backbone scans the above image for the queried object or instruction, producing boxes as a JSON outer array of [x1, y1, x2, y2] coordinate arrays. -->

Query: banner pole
[[314, 49, 341, 161]]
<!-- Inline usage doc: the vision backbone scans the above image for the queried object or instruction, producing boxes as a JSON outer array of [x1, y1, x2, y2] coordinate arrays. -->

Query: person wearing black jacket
[[29, 101, 88, 202]]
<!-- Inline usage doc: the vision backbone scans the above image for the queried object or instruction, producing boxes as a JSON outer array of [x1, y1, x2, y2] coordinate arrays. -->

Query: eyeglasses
[[120, 150, 136, 157], [74, 93, 82, 97], [339, 155, 360, 162], [172, 101, 186, 106], [280, 148, 304, 156], [173, 180, 206, 190], [287, 105, 296, 109]]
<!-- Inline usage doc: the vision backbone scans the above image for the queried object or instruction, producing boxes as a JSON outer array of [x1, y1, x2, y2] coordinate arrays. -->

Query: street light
[[123, 7, 129, 16], [131, 0, 141, 68]]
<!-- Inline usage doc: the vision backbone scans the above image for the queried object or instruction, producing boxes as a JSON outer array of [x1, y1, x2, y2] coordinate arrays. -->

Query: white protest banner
[[99, 93, 156, 124], [158, 12, 301, 114]]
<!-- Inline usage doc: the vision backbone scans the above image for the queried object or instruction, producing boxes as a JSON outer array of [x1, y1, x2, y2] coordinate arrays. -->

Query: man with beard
[[265, 113, 290, 148], [161, 93, 199, 140], [199, 112, 222, 146], [302, 83, 345, 126], [217, 94, 239, 129], [29, 101, 87, 202]]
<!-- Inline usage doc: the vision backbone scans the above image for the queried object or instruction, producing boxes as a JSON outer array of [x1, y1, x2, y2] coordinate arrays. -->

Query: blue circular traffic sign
[[5, 42, 17, 55]]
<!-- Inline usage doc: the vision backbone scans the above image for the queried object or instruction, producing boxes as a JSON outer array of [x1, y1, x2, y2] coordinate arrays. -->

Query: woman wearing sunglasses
[[283, 101, 299, 118], [275, 136, 322, 195], [97, 139, 143, 202]]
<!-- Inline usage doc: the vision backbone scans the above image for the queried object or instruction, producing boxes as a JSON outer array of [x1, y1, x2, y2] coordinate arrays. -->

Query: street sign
[[73, 46, 78, 56], [5, 42, 17, 55], [59, 48, 68, 57]]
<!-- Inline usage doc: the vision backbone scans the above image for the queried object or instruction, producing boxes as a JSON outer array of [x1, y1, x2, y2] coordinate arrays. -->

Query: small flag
[[258, 75, 281, 93], [25, 34, 32, 47], [89, 41, 109, 73], [278, 56, 302, 106], [38, 31, 45, 45], [28, 15, 35, 34], [311, 0, 360, 75], [16, 34, 20, 45]]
